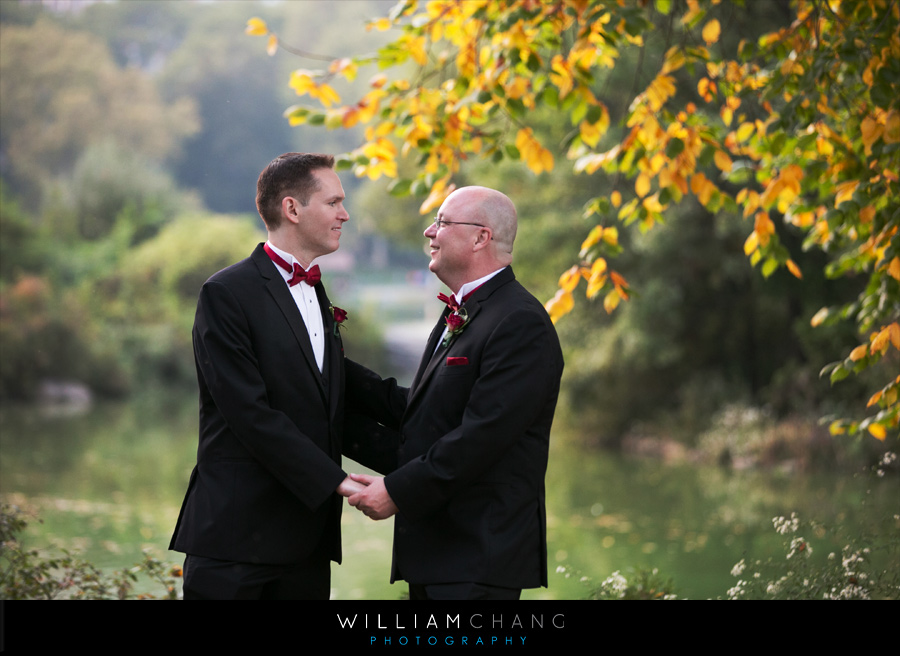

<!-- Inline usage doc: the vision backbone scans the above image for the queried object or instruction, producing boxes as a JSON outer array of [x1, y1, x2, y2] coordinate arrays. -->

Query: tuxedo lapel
[[254, 246, 327, 399], [408, 306, 451, 400], [407, 268, 514, 407], [316, 282, 343, 423]]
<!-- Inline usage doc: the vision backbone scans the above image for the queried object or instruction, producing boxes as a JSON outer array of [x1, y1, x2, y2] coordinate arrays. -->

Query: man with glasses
[[344, 185, 564, 600]]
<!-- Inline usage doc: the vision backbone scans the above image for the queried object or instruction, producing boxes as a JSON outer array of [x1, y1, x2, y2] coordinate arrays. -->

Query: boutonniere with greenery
[[442, 308, 468, 347], [330, 304, 348, 336]]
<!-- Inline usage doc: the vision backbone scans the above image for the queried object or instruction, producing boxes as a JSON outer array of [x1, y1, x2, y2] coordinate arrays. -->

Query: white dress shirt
[[435, 267, 506, 350], [266, 242, 325, 372]]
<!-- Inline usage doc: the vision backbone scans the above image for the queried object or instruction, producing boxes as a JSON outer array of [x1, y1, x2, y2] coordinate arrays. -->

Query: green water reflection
[[1, 390, 897, 600]]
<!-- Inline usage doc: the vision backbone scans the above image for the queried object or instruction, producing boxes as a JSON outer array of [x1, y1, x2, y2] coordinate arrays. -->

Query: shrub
[[0, 504, 181, 600]]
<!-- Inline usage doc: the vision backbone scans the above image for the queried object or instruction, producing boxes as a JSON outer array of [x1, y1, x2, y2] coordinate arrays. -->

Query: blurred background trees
[[247, 0, 898, 442], [1, 0, 894, 448]]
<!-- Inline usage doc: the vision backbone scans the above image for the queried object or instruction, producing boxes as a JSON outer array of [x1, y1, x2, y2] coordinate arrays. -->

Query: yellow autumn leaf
[[330, 58, 358, 82], [642, 193, 666, 214], [610, 190, 622, 207], [702, 19, 721, 46], [545, 288, 574, 324], [266, 35, 278, 56], [754, 211, 775, 244], [580, 120, 603, 148], [646, 74, 676, 112], [861, 115, 884, 154], [368, 17, 393, 32], [586, 259, 608, 299], [691, 172, 716, 206], [870, 326, 892, 355], [890, 322, 900, 350], [810, 307, 829, 327], [419, 180, 455, 215], [697, 77, 715, 102], [246, 17, 268, 36], [550, 55, 574, 98], [558, 265, 582, 293], [867, 423, 887, 441], [289, 70, 316, 96], [720, 105, 733, 126], [885, 109, 900, 144], [580, 226, 604, 253], [743, 230, 759, 255], [786, 259, 802, 279], [661, 46, 686, 74], [635, 172, 651, 198], [610, 271, 629, 298], [887, 257, 900, 281], [603, 288, 621, 314], [736, 121, 755, 143], [850, 344, 868, 361], [310, 83, 341, 107], [834, 181, 858, 207], [515, 128, 554, 175], [714, 150, 732, 172], [603, 226, 619, 246]]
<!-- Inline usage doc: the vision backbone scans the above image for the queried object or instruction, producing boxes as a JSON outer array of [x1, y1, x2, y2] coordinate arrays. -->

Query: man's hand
[[348, 473, 398, 520], [337, 475, 368, 498]]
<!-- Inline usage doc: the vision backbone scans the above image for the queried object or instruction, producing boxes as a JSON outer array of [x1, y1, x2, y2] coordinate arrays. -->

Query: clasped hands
[[337, 474, 398, 520]]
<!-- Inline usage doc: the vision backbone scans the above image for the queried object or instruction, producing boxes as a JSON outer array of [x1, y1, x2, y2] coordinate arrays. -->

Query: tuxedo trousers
[[183, 547, 331, 600], [408, 582, 521, 601]]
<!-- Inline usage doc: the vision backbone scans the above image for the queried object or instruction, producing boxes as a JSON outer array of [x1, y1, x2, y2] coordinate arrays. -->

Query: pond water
[[1, 388, 897, 600]]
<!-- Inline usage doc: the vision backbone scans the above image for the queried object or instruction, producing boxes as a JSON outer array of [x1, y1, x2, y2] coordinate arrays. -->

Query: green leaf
[[387, 179, 412, 197]]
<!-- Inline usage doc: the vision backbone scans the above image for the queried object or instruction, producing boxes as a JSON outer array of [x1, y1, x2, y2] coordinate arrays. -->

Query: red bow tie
[[265, 244, 321, 286], [437, 292, 460, 312], [438, 285, 482, 312]]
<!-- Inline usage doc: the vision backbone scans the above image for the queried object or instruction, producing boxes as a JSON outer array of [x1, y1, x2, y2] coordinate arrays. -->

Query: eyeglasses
[[432, 216, 487, 230]]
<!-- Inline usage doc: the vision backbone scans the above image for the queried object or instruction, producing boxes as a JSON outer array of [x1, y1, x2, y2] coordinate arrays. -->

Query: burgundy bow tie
[[437, 292, 460, 313], [438, 285, 482, 312], [265, 244, 321, 286]]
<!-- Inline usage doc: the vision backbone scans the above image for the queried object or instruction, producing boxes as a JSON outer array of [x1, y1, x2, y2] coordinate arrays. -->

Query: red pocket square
[[446, 356, 468, 366]]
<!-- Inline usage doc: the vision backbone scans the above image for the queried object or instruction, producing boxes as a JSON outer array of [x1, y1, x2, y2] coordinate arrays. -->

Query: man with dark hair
[[170, 153, 364, 599]]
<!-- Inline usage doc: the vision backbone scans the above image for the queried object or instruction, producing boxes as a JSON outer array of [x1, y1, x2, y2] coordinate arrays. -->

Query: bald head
[[425, 186, 519, 291], [446, 186, 517, 260]]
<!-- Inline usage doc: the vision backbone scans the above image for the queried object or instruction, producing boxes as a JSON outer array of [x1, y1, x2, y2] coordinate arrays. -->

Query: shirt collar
[[454, 267, 506, 301]]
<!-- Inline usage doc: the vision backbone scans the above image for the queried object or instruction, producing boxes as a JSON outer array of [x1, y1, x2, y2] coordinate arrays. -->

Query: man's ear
[[472, 227, 493, 251], [282, 196, 302, 225]]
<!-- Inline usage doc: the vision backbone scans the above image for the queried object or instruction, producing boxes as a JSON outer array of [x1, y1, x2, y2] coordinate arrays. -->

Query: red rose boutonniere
[[442, 308, 468, 347], [330, 304, 348, 336]]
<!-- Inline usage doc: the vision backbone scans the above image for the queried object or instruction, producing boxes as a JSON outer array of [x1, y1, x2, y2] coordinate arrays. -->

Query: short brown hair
[[255, 153, 335, 229]]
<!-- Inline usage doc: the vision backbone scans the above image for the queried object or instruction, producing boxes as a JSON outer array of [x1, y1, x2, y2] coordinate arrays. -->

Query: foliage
[[0, 16, 198, 208], [556, 564, 678, 600], [725, 484, 900, 599], [249, 0, 900, 439], [0, 504, 181, 600], [0, 243, 128, 399], [42, 140, 198, 243]]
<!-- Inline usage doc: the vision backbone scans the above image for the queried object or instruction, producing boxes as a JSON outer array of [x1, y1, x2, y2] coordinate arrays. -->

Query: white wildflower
[[601, 571, 628, 599], [773, 512, 800, 535]]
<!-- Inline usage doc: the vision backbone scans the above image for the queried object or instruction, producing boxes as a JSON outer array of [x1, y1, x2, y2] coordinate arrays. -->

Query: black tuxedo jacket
[[347, 266, 564, 589], [170, 243, 349, 565]]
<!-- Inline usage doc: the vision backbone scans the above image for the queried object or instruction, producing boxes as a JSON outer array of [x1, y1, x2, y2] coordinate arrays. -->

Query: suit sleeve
[[341, 358, 407, 475], [384, 306, 562, 520], [194, 279, 347, 510]]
